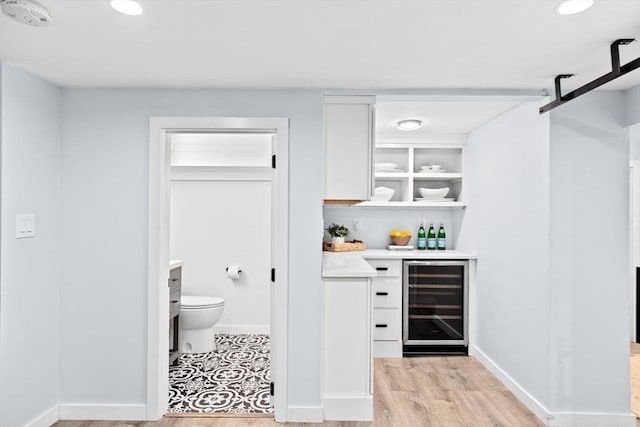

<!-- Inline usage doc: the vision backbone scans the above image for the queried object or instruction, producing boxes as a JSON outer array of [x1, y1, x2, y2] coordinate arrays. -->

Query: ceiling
[[376, 100, 524, 139], [0, 0, 639, 92]]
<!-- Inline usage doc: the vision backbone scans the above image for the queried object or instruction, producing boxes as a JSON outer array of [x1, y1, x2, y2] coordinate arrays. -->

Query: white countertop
[[169, 259, 184, 270], [322, 252, 377, 278], [322, 249, 476, 279], [363, 249, 476, 259]]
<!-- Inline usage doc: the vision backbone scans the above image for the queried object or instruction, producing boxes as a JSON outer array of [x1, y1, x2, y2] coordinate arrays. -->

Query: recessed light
[[396, 119, 423, 131], [557, 0, 594, 15], [110, 0, 142, 16]]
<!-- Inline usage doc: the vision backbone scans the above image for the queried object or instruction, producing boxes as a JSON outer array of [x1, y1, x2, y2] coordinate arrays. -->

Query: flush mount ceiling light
[[110, 0, 143, 16], [1, 0, 51, 26], [557, 0, 594, 15], [396, 119, 423, 131]]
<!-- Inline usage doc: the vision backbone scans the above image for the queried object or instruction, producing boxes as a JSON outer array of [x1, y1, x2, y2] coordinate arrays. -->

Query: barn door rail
[[539, 39, 640, 114]]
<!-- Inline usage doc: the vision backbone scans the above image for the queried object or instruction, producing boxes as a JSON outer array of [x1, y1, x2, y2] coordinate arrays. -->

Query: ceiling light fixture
[[1, 0, 52, 26], [396, 119, 423, 131], [557, 0, 594, 15], [110, 0, 143, 16]]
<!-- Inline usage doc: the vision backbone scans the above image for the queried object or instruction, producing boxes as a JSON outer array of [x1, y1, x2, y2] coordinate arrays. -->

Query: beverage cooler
[[403, 260, 468, 355]]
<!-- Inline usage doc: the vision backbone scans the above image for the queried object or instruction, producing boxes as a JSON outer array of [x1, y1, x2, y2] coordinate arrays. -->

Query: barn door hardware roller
[[539, 39, 640, 114]]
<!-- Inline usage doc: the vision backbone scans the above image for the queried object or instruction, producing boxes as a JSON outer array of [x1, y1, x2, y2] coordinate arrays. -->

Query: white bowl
[[418, 187, 449, 199], [375, 163, 397, 171], [420, 165, 431, 171], [430, 164, 442, 171], [371, 186, 395, 202]]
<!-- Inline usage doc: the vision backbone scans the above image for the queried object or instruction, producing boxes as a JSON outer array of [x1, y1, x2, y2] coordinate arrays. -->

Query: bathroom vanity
[[169, 261, 183, 365]]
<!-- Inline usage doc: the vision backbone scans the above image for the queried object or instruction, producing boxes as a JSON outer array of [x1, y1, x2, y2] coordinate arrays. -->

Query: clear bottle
[[437, 222, 446, 250], [427, 223, 436, 250], [417, 221, 426, 250]]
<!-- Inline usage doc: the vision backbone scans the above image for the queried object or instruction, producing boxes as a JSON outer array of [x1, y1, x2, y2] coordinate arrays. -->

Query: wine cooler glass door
[[403, 260, 468, 345]]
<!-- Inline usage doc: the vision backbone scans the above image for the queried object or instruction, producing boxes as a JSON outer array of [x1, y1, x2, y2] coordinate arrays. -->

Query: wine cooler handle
[[375, 324, 388, 328]]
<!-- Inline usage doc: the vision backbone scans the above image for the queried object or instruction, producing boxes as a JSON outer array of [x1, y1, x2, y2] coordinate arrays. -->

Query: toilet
[[179, 295, 225, 353]]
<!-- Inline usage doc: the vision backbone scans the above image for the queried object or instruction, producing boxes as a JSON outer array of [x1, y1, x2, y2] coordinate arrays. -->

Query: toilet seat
[[182, 295, 225, 309]]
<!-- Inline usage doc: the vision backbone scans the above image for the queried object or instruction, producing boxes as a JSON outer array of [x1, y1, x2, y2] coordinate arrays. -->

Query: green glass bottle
[[417, 221, 426, 250], [437, 222, 446, 250], [427, 223, 436, 250]]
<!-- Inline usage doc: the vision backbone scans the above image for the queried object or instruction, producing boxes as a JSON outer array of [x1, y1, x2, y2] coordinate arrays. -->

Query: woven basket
[[390, 236, 411, 246], [323, 241, 366, 252]]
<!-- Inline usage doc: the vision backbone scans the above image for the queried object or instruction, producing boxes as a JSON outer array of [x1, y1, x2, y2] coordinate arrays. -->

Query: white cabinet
[[322, 277, 373, 420], [323, 95, 375, 201], [367, 258, 403, 357], [366, 143, 466, 207]]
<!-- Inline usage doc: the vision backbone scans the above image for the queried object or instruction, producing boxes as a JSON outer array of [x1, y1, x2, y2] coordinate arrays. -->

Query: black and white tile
[[168, 334, 272, 414]]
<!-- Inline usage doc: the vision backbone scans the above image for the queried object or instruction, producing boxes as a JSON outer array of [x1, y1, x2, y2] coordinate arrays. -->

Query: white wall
[[0, 64, 61, 427], [60, 89, 323, 410], [323, 206, 457, 249], [548, 92, 631, 419], [170, 179, 270, 332], [457, 101, 552, 414]]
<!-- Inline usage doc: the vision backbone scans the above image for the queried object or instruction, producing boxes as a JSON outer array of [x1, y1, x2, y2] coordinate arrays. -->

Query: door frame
[[631, 160, 640, 341], [146, 117, 289, 421]]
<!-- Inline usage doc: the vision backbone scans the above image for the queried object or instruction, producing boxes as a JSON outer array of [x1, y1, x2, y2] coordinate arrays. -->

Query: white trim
[[286, 406, 324, 422], [548, 412, 636, 427], [214, 324, 270, 335], [630, 160, 640, 341], [469, 344, 549, 425], [26, 406, 58, 427], [147, 117, 289, 421], [321, 396, 373, 421], [58, 404, 147, 421]]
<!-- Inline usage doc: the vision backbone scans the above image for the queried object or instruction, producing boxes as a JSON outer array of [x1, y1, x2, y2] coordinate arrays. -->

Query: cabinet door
[[324, 96, 375, 200]]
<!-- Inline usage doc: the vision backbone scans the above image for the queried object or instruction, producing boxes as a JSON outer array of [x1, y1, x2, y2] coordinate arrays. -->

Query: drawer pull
[[170, 278, 179, 282], [376, 267, 388, 271], [171, 300, 179, 304], [375, 324, 388, 328], [376, 292, 388, 296]]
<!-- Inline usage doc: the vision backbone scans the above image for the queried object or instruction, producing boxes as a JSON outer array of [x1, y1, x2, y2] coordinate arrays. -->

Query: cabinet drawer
[[366, 259, 402, 278], [169, 290, 181, 318], [373, 308, 401, 341], [373, 277, 401, 308], [169, 267, 182, 290]]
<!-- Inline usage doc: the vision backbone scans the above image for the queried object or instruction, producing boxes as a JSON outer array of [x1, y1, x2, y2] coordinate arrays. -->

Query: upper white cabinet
[[364, 142, 466, 207], [323, 95, 375, 201]]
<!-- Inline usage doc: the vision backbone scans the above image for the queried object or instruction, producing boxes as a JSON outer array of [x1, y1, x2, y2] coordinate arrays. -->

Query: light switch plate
[[16, 214, 35, 239]]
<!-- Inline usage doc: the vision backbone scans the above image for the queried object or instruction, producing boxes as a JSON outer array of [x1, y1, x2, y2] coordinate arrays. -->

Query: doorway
[[147, 117, 289, 421]]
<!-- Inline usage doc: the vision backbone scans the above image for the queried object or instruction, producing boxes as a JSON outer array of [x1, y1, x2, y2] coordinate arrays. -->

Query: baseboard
[[469, 344, 550, 424], [286, 405, 324, 422], [58, 404, 147, 421], [26, 405, 59, 427], [214, 324, 270, 335], [322, 396, 373, 421], [548, 412, 636, 427]]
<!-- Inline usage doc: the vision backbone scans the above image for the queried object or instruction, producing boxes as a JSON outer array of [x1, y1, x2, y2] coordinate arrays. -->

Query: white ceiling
[[376, 100, 524, 138], [0, 0, 639, 91]]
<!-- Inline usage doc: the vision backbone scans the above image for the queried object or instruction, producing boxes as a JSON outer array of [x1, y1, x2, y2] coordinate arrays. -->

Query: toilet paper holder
[[225, 266, 242, 273]]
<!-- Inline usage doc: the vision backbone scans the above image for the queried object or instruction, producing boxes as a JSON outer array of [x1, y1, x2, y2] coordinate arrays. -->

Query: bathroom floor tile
[[167, 334, 272, 414]]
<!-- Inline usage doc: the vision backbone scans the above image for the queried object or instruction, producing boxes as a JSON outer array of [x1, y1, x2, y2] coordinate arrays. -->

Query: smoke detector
[[1, 0, 51, 26]]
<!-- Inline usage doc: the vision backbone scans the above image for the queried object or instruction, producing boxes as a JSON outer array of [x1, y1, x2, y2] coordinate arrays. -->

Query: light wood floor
[[54, 356, 543, 427]]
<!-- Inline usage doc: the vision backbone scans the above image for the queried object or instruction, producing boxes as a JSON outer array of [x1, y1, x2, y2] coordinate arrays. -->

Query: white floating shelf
[[355, 201, 467, 208], [374, 172, 410, 178], [413, 172, 463, 181]]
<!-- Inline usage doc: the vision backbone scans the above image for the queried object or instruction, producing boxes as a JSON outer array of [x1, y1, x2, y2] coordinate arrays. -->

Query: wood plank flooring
[[54, 356, 543, 427]]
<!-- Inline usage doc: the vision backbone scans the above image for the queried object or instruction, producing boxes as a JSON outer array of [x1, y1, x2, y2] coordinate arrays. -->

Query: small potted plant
[[326, 223, 351, 244]]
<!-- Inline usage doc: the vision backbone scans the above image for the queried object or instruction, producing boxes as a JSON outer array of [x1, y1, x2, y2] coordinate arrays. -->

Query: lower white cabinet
[[322, 277, 373, 421], [366, 258, 403, 357]]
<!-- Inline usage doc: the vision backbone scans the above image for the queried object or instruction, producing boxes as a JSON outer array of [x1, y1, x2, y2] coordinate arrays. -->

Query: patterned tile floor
[[168, 334, 272, 414]]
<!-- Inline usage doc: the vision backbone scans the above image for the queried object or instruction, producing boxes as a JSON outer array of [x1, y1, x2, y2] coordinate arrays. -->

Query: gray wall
[[59, 89, 324, 407], [457, 101, 552, 411], [624, 83, 640, 127], [549, 91, 630, 415], [0, 64, 61, 426]]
